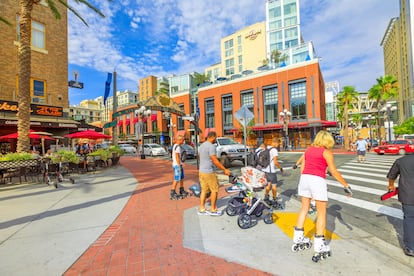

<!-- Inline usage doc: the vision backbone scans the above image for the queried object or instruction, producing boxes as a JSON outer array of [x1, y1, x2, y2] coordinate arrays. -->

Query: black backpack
[[256, 147, 274, 169]]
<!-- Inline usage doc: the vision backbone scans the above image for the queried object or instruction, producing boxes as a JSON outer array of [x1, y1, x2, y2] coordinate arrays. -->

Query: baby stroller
[[225, 166, 274, 229]]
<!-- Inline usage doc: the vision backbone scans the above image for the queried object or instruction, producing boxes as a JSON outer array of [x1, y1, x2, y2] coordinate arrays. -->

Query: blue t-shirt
[[198, 141, 217, 173], [356, 140, 368, 151]]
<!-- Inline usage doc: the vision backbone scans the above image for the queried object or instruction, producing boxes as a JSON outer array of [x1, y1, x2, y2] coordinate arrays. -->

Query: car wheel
[[150, 151, 154, 157], [220, 155, 231, 168], [181, 152, 187, 162], [399, 149, 406, 155]]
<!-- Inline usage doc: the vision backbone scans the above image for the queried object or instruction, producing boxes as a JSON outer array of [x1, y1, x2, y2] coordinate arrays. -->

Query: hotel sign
[[0, 100, 63, 117], [245, 29, 262, 40]]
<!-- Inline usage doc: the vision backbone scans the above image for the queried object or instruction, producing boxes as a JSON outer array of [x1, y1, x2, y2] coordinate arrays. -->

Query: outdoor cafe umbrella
[[0, 130, 54, 155], [65, 130, 111, 140]]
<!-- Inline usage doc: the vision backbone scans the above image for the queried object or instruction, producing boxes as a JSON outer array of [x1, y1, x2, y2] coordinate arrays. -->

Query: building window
[[205, 98, 215, 128], [241, 90, 254, 114], [222, 95, 233, 131], [263, 86, 278, 123], [177, 104, 184, 130], [238, 55, 243, 73], [225, 58, 234, 76], [237, 35, 242, 53], [32, 79, 45, 97], [16, 16, 45, 49], [289, 81, 307, 120], [224, 39, 234, 57]]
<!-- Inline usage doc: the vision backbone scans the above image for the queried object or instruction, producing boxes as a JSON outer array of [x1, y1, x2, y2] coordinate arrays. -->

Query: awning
[[117, 120, 123, 126], [151, 114, 157, 121], [288, 122, 309, 128], [133, 117, 139, 124], [203, 128, 216, 138], [252, 124, 283, 131], [175, 130, 186, 137], [321, 120, 338, 127]]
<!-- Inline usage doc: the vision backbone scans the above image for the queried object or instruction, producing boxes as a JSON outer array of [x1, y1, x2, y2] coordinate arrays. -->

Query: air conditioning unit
[[32, 97, 45, 103]]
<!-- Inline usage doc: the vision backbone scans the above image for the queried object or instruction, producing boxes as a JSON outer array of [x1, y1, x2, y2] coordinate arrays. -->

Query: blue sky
[[68, 0, 399, 105]]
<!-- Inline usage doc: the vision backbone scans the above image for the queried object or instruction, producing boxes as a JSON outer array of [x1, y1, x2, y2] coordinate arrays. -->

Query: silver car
[[119, 144, 137, 155], [143, 143, 167, 156]]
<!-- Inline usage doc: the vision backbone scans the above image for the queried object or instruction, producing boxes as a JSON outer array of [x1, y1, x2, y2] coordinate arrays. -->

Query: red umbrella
[[0, 131, 55, 140], [65, 130, 111, 139]]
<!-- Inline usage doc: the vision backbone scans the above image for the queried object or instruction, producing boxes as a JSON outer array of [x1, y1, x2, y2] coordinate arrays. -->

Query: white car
[[119, 144, 137, 154], [143, 143, 167, 156]]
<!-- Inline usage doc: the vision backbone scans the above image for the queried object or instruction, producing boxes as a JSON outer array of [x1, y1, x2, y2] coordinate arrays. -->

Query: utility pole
[[112, 70, 118, 145]]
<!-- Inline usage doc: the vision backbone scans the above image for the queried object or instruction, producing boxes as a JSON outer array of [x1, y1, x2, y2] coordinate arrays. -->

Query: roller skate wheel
[[312, 254, 320, 262], [305, 242, 312, 249], [291, 244, 300, 252]]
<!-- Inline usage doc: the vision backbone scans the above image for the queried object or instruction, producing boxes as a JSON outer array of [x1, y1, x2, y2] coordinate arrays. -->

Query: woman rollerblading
[[292, 227, 312, 252], [312, 235, 331, 262]]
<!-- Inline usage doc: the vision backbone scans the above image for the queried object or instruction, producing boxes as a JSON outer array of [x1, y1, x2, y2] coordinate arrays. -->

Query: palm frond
[[46, 0, 62, 20], [0, 16, 12, 26], [58, 0, 89, 26], [73, 0, 105, 18]]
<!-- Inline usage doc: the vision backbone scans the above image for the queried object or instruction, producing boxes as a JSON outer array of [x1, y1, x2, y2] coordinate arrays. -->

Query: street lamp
[[280, 109, 291, 151], [163, 111, 176, 147], [367, 114, 374, 143], [136, 106, 151, 159], [380, 103, 397, 143]]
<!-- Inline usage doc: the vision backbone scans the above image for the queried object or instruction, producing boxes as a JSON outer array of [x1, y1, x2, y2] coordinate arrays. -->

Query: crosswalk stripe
[[340, 165, 388, 173], [349, 161, 395, 167], [327, 192, 403, 220], [338, 168, 387, 177], [326, 180, 388, 195], [339, 174, 388, 186]]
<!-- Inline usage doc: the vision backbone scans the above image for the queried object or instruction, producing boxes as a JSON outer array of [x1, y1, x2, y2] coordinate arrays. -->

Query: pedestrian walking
[[292, 130, 352, 262], [170, 135, 189, 200], [355, 136, 368, 162], [386, 152, 414, 257], [259, 138, 283, 206], [197, 131, 231, 216]]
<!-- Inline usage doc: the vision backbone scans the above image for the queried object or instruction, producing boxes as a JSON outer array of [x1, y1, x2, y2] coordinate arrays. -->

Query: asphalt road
[[154, 152, 403, 250]]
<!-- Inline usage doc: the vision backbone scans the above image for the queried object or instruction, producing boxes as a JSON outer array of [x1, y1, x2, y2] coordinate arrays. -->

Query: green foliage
[[88, 148, 111, 161], [50, 150, 79, 164], [193, 72, 210, 86], [270, 49, 288, 65], [109, 145, 125, 156], [0, 152, 34, 162], [394, 117, 414, 135]]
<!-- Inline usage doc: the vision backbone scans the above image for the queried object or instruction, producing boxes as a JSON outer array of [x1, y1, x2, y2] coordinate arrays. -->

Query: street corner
[[271, 212, 340, 241]]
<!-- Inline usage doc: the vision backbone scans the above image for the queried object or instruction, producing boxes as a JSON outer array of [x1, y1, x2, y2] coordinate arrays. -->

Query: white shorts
[[298, 174, 328, 201]]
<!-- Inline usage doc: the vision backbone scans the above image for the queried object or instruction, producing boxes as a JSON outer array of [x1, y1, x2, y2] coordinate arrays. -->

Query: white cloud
[[67, 0, 400, 101]]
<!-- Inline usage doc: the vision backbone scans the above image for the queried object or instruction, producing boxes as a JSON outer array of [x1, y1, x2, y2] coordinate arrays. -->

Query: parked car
[[369, 139, 379, 148], [373, 140, 414, 155], [167, 144, 196, 160], [119, 144, 137, 154], [181, 144, 197, 160], [143, 143, 167, 156]]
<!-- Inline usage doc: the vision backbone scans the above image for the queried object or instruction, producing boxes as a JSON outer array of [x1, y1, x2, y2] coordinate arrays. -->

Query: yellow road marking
[[272, 212, 340, 240]]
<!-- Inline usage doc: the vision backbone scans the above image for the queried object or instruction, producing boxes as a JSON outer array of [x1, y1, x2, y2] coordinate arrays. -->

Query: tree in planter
[[393, 117, 414, 136]]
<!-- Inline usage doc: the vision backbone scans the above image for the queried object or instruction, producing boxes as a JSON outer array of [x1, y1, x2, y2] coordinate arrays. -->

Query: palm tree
[[368, 75, 399, 143], [337, 86, 359, 151], [270, 49, 288, 67], [4, 1, 108, 153], [193, 72, 210, 86]]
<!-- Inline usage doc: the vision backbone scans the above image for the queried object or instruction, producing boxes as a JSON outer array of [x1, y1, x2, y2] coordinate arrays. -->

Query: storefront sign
[[3, 120, 41, 126], [0, 100, 63, 117]]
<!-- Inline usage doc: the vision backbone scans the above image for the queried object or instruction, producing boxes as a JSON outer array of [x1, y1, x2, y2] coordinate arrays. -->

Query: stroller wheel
[[264, 213, 274, 224], [226, 205, 237, 216], [237, 214, 252, 229]]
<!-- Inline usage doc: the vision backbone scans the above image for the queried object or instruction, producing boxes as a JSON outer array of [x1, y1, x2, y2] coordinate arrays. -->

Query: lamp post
[[280, 109, 291, 151], [136, 106, 151, 159], [367, 114, 374, 143], [381, 103, 397, 143], [163, 111, 176, 147]]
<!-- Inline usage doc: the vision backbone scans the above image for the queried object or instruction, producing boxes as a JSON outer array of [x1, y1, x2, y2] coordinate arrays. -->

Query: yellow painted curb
[[272, 212, 340, 240]]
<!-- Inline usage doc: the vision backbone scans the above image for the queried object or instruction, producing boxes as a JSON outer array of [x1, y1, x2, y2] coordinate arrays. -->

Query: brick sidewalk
[[64, 157, 270, 275]]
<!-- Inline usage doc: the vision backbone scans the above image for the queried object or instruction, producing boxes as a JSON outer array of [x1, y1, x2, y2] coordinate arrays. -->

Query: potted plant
[[109, 145, 125, 165], [88, 148, 111, 167]]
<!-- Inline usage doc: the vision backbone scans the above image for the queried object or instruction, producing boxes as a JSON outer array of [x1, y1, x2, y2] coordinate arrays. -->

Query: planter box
[[0, 159, 38, 170]]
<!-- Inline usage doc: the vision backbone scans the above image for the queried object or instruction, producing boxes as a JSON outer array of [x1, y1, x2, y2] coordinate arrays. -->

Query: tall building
[[381, 0, 414, 120], [139, 76, 157, 102], [266, 0, 316, 67], [218, 21, 267, 78], [325, 81, 340, 122]]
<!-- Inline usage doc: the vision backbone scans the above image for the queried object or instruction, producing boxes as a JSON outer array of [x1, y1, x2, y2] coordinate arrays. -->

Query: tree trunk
[[343, 104, 349, 151], [17, 0, 33, 153]]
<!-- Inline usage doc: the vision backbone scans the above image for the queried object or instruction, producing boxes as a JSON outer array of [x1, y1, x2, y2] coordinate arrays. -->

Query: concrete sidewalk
[[1, 157, 413, 275]]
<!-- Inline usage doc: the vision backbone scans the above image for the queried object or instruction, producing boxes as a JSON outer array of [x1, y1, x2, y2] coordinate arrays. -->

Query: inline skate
[[170, 190, 183, 200], [179, 187, 190, 198], [312, 235, 331, 262], [291, 227, 312, 252]]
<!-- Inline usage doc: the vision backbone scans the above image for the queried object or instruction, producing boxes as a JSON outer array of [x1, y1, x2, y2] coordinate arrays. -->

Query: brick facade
[[0, 1, 68, 108]]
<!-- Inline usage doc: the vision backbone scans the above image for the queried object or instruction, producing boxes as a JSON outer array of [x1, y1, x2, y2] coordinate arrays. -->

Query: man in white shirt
[[355, 136, 368, 162], [170, 135, 189, 200]]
